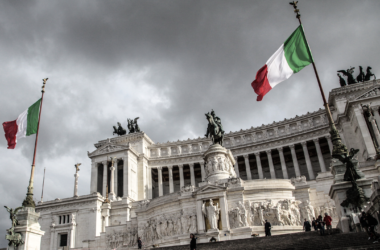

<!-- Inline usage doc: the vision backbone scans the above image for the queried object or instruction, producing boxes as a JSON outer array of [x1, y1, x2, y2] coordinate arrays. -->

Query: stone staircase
[[151, 230, 379, 250]]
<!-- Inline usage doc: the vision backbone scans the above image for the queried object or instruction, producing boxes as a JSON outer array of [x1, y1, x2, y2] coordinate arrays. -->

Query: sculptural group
[[205, 109, 225, 146], [113, 117, 141, 136], [337, 66, 376, 86]]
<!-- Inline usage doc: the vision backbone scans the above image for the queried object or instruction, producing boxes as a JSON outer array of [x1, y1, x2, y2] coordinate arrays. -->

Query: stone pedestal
[[329, 159, 372, 232], [7, 207, 44, 250], [203, 144, 236, 183]]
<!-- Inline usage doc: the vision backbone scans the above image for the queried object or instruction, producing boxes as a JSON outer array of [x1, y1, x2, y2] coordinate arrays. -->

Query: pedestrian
[[366, 213, 379, 242], [360, 212, 369, 236], [264, 220, 272, 237], [138, 237, 142, 249], [312, 217, 318, 231], [303, 219, 311, 232], [323, 213, 333, 235], [316, 215, 325, 236], [352, 213, 361, 232], [190, 233, 197, 250]]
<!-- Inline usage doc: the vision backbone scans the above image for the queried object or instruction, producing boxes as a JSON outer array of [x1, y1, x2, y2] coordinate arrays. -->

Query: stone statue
[[337, 73, 347, 87], [113, 122, 127, 136], [333, 148, 361, 182], [190, 215, 197, 233], [356, 66, 365, 82], [202, 199, 220, 230], [4, 206, 24, 247], [75, 163, 81, 173], [205, 110, 224, 146], [338, 67, 357, 85], [302, 200, 315, 222], [238, 201, 248, 227], [365, 66, 376, 81]]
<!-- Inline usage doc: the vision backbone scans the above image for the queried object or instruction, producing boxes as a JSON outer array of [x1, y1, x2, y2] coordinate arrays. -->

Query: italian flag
[[2, 99, 41, 149], [251, 25, 314, 101]]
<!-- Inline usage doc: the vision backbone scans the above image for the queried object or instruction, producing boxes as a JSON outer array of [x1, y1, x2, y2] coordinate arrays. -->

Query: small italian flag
[[2, 99, 41, 149], [251, 25, 314, 101]]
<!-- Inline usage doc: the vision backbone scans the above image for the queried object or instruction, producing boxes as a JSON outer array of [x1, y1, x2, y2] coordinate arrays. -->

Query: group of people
[[359, 212, 379, 243], [308, 213, 333, 235]]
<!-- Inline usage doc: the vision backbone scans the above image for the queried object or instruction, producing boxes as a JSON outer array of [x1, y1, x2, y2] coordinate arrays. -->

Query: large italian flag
[[251, 25, 314, 101], [2, 99, 41, 149]]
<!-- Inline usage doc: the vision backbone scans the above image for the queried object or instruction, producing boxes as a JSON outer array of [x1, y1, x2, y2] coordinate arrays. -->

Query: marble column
[[90, 162, 97, 193], [233, 156, 240, 178], [266, 150, 276, 179], [200, 161, 206, 181], [301, 141, 315, 180], [168, 166, 174, 193], [109, 159, 116, 200], [102, 161, 107, 197], [313, 138, 326, 172], [243, 155, 252, 180], [277, 147, 288, 179], [114, 159, 118, 197], [123, 157, 128, 198], [126, 206, 131, 222], [196, 200, 206, 233], [369, 115, 380, 147], [178, 164, 184, 189], [219, 196, 230, 230], [289, 145, 301, 177], [354, 107, 377, 157], [157, 167, 163, 197], [189, 163, 195, 186], [147, 167, 152, 199], [325, 135, 333, 154], [73, 172, 79, 197], [372, 106, 380, 131], [254, 152, 264, 179]]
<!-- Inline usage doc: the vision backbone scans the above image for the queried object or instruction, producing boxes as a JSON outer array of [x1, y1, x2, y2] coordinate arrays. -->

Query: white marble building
[[35, 80, 380, 250]]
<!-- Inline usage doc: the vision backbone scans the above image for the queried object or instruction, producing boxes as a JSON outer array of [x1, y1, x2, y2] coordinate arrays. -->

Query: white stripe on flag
[[266, 44, 294, 88]]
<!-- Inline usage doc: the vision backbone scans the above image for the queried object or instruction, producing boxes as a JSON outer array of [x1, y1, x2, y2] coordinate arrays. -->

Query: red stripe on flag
[[251, 64, 272, 101], [3, 120, 18, 149]]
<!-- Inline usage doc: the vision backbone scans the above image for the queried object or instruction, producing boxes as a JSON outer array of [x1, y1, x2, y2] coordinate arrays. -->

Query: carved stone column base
[[8, 207, 45, 250]]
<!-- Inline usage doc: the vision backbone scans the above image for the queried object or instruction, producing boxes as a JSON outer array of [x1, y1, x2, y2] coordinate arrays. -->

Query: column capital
[[289, 144, 295, 149], [110, 166, 115, 171], [189, 163, 194, 168], [233, 156, 238, 160], [243, 154, 249, 160], [178, 164, 183, 168], [301, 141, 307, 146], [277, 147, 283, 152], [167, 165, 173, 170], [265, 149, 272, 154], [325, 134, 331, 139], [102, 160, 108, 165], [157, 166, 162, 171], [313, 138, 320, 144]]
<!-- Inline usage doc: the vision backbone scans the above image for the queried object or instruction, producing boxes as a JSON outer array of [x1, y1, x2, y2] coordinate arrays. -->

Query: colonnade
[[93, 158, 126, 198]]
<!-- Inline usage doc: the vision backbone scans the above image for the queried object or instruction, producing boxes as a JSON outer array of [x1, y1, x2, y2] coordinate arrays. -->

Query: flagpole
[[22, 78, 48, 208], [41, 167, 46, 202], [289, 2, 347, 156]]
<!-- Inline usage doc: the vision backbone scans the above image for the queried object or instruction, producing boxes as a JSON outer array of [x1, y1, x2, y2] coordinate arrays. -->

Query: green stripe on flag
[[26, 99, 41, 136], [284, 25, 314, 73]]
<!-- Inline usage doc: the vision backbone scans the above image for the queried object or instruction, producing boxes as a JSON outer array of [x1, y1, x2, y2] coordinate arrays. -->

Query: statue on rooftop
[[205, 109, 224, 146], [365, 66, 376, 81], [127, 117, 141, 133], [337, 73, 347, 87], [356, 66, 365, 82], [113, 122, 127, 136], [4, 206, 24, 247], [338, 67, 357, 85]]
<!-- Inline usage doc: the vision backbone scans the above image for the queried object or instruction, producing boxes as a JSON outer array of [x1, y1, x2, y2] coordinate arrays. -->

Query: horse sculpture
[[113, 122, 127, 136], [365, 66, 376, 81], [205, 112, 224, 146], [356, 66, 365, 82]]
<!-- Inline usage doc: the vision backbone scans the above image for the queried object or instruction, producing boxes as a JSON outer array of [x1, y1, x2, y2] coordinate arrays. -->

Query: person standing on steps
[[137, 237, 142, 249], [190, 233, 197, 250], [303, 219, 311, 232], [264, 220, 272, 236], [323, 213, 333, 235], [312, 217, 318, 231], [316, 215, 325, 236]]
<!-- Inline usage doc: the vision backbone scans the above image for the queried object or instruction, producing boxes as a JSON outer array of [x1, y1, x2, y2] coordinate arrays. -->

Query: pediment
[[88, 143, 130, 157], [354, 86, 380, 101]]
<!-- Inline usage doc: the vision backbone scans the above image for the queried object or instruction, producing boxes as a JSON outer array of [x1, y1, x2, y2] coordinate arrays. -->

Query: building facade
[[35, 80, 380, 250]]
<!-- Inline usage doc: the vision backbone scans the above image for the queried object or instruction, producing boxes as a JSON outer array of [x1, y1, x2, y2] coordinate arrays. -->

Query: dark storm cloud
[[0, 0, 379, 246]]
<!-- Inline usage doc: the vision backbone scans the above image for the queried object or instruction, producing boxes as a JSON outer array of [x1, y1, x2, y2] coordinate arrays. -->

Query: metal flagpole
[[41, 167, 46, 202], [289, 2, 348, 157], [22, 78, 49, 208]]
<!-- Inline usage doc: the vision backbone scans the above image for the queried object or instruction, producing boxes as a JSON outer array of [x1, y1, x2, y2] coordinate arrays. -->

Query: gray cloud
[[0, 0, 379, 246]]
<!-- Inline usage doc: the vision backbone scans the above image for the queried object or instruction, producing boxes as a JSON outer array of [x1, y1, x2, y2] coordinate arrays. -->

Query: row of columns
[[234, 136, 332, 180], [156, 163, 204, 197], [96, 158, 128, 198]]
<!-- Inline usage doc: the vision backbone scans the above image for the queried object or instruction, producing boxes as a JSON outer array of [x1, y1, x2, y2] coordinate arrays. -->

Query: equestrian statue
[[4, 206, 24, 247], [205, 109, 225, 146], [113, 122, 127, 136]]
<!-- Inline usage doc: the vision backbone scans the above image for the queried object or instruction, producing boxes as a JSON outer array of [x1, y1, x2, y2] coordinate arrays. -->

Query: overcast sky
[[0, 0, 379, 246]]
